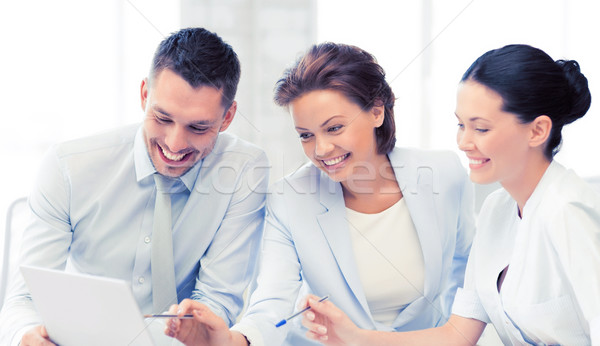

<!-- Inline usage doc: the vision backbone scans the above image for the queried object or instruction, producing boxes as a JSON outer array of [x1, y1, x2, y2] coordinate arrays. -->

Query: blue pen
[[275, 295, 329, 328]]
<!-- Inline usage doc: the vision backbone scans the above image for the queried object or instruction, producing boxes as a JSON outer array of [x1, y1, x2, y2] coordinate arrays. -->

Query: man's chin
[[157, 166, 192, 178]]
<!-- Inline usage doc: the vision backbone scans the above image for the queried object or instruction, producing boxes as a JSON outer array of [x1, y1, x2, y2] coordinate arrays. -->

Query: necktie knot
[[153, 174, 186, 194]]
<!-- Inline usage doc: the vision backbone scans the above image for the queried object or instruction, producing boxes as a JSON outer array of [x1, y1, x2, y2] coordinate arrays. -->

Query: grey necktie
[[151, 174, 178, 313]]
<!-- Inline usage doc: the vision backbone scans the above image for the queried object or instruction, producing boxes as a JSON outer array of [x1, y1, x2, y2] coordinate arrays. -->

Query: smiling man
[[0, 28, 269, 346]]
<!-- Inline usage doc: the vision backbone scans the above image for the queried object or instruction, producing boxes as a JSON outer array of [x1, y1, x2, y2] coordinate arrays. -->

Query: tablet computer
[[20, 265, 157, 346]]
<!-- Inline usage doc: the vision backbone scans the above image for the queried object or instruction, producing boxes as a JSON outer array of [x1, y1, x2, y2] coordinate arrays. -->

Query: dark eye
[[299, 132, 313, 141], [475, 128, 489, 133], [190, 126, 209, 134], [327, 125, 342, 133], [155, 114, 172, 124], [457, 123, 464, 129]]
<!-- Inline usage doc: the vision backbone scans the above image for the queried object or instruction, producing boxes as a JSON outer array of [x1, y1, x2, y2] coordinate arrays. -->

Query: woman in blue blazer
[[165, 42, 475, 346], [301, 45, 600, 346]]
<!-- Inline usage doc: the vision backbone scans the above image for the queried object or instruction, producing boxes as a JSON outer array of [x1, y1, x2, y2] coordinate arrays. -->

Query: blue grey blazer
[[235, 147, 476, 346]]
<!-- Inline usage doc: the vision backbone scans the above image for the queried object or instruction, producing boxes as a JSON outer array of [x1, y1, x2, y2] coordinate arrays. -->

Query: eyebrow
[[152, 105, 215, 126], [295, 115, 344, 131], [153, 105, 172, 118], [454, 113, 490, 122]]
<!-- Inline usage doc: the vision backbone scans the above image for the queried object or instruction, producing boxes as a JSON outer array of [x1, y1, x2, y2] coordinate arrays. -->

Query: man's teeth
[[323, 154, 347, 166], [162, 147, 185, 161], [469, 158, 487, 165]]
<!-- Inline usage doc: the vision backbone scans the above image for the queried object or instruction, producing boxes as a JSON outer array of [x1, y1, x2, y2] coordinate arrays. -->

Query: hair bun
[[556, 59, 591, 124]]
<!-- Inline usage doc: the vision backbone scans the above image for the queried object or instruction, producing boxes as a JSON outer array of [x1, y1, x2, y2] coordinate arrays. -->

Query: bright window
[[318, 0, 600, 178]]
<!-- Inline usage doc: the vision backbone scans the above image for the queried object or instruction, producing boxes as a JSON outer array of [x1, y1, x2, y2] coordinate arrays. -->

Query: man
[[0, 27, 268, 345]]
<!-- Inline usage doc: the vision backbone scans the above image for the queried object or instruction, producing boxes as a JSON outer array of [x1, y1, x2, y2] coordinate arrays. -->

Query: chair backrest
[[0, 197, 28, 311], [585, 176, 600, 194]]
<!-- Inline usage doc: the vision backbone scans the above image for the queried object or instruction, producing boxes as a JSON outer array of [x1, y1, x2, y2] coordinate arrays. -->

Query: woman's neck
[[341, 154, 402, 213], [501, 155, 551, 217]]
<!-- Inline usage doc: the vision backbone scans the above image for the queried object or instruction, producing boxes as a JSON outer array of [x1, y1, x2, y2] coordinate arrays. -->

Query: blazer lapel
[[389, 150, 443, 299], [314, 170, 372, 319]]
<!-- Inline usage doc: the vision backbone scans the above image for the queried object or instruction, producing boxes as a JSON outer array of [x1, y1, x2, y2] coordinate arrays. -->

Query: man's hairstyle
[[149, 27, 241, 107]]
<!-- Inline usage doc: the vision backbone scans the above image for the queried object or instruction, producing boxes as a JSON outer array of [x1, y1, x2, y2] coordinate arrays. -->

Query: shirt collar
[[133, 125, 202, 191], [179, 159, 202, 191], [521, 160, 566, 218], [134, 126, 155, 182]]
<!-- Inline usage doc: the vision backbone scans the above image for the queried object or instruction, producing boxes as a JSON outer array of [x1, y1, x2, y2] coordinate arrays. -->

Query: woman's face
[[455, 80, 533, 186], [289, 89, 384, 183]]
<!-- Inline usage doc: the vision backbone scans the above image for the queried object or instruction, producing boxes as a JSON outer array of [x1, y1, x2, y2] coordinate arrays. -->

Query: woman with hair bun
[[302, 44, 600, 345], [164, 42, 476, 345]]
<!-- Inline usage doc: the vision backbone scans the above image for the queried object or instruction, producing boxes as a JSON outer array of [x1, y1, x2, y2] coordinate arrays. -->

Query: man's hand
[[20, 325, 56, 346], [164, 299, 238, 346]]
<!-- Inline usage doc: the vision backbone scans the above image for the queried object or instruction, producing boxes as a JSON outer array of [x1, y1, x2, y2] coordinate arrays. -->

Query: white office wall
[[178, 0, 317, 185], [318, 0, 600, 179], [3, 1, 599, 203], [0, 0, 179, 222]]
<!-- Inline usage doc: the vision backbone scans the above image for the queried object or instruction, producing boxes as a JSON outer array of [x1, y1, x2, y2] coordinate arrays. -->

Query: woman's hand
[[21, 325, 56, 346], [301, 294, 486, 346], [301, 294, 365, 346]]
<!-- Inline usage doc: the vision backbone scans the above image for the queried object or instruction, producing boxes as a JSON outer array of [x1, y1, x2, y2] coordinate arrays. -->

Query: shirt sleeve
[[230, 323, 265, 346], [548, 200, 600, 340], [0, 147, 72, 345], [191, 151, 269, 326], [592, 315, 600, 346], [451, 238, 490, 324], [451, 287, 490, 323], [441, 166, 476, 320]]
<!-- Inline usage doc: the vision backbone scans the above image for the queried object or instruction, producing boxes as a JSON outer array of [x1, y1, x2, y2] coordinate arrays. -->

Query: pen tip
[[275, 320, 286, 328]]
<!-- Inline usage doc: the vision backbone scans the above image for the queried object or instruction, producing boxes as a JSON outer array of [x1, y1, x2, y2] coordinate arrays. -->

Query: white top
[[452, 161, 600, 345], [346, 198, 425, 326], [231, 148, 475, 346]]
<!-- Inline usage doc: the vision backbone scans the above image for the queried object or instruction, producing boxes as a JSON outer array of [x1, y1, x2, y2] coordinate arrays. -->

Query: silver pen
[[144, 314, 194, 319]]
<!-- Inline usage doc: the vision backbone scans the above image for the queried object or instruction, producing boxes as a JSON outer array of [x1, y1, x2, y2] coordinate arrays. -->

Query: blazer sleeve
[[231, 183, 306, 346], [548, 200, 600, 342], [441, 157, 476, 319]]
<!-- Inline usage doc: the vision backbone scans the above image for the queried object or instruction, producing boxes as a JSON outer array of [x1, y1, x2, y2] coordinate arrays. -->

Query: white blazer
[[232, 147, 476, 346]]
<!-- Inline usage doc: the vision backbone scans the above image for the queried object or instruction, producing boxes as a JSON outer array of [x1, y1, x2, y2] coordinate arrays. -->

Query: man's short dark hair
[[150, 27, 241, 107]]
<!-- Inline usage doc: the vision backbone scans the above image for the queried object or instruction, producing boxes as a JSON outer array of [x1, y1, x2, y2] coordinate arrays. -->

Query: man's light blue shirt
[[0, 124, 269, 345]]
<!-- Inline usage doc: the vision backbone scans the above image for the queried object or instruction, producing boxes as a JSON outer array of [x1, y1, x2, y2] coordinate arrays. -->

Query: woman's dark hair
[[462, 44, 591, 159], [274, 42, 396, 154]]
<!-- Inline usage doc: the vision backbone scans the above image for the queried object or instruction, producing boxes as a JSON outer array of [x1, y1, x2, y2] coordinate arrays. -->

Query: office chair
[[0, 196, 28, 311], [586, 176, 600, 194]]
